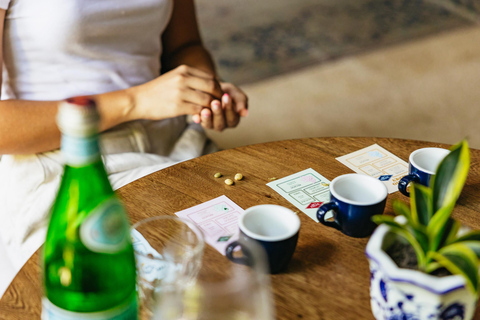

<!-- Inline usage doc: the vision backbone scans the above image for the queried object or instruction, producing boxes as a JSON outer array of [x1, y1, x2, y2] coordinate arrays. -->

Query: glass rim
[[131, 215, 205, 259]]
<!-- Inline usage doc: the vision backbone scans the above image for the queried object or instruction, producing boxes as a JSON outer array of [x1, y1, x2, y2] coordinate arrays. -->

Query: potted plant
[[366, 140, 480, 320]]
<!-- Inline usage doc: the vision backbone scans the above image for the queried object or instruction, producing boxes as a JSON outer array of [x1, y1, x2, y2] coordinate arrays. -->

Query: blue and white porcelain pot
[[366, 222, 478, 320]]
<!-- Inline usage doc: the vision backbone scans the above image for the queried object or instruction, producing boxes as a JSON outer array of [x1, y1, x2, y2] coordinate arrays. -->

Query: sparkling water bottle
[[42, 97, 138, 319]]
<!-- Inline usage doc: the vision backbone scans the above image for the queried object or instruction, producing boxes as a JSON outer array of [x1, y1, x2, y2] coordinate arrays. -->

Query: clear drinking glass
[[152, 239, 275, 320], [131, 216, 205, 320]]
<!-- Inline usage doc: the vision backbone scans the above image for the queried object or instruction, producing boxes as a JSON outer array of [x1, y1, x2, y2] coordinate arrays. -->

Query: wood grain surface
[[2, 137, 480, 319]]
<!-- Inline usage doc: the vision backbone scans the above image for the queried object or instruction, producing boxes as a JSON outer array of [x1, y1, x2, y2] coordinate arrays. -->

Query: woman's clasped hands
[[129, 65, 248, 132]]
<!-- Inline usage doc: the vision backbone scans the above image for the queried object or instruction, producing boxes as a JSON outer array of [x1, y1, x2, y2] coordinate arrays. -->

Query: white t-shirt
[[0, 0, 190, 155], [1, 0, 170, 100], [0, 0, 213, 296]]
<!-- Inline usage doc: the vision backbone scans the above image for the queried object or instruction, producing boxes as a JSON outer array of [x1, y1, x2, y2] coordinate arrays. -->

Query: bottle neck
[[61, 133, 101, 167]]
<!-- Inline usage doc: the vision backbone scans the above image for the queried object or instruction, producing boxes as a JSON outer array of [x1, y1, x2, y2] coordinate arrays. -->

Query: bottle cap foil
[[57, 97, 100, 137]]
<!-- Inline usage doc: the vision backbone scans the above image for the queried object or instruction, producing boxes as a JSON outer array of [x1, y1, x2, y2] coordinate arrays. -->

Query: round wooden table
[[2, 137, 480, 319]]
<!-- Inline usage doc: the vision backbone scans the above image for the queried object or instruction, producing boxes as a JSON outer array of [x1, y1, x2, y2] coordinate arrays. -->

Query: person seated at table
[[0, 0, 248, 295]]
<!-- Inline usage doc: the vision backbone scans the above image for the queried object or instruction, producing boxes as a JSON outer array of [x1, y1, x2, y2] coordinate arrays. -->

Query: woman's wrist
[[122, 86, 140, 121], [94, 87, 138, 131]]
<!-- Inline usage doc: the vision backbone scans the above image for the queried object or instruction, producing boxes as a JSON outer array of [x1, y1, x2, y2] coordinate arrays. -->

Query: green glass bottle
[[42, 97, 138, 319]]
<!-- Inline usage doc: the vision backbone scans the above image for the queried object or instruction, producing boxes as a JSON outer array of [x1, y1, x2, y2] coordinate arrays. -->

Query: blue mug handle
[[398, 174, 420, 197], [316, 202, 341, 231], [225, 241, 253, 266]]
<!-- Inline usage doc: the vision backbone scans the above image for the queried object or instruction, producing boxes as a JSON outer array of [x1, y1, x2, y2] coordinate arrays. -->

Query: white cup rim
[[409, 147, 449, 175], [239, 204, 300, 242], [330, 174, 388, 206]]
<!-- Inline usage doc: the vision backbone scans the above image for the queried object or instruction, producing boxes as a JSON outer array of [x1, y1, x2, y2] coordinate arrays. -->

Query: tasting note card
[[267, 168, 331, 222], [175, 195, 243, 255], [336, 144, 408, 194]]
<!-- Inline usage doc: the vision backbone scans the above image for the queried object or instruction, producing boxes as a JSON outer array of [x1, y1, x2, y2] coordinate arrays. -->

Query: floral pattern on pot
[[366, 223, 478, 320], [370, 260, 466, 320]]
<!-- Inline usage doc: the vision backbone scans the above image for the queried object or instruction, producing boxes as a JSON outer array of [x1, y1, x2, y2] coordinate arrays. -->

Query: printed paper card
[[267, 168, 331, 222], [175, 195, 243, 255], [335, 144, 408, 194]]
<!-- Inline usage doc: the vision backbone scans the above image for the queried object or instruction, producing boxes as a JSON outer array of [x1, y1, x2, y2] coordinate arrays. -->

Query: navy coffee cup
[[398, 148, 449, 197], [316, 174, 387, 238], [226, 205, 300, 274]]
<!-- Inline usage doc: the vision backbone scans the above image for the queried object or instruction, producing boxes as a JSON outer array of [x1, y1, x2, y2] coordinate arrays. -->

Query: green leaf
[[425, 261, 443, 274], [410, 183, 433, 227], [443, 219, 461, 246], [452, 230, 480, 243], [453, 230, 480, 258], [392, 201, 431, 254], [457, 241, 480, 260], [432, 243, 479, 295], [392, 200, 414, 226], [427, 202, 456, 252], [431, 140, 470, 213], [371, 215, 404, 228], [409, 226, 430, 256], [373, 216, 427, 269], [434, 218, 459, 250]]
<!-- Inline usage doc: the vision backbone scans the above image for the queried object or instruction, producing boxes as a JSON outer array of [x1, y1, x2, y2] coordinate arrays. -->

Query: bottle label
[[61, 134, 100, 166], [42, 297, 137, 320], [80, 198, 130, 254]]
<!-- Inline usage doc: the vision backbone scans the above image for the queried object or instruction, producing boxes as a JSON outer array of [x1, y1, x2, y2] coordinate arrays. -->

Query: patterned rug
[[195, 0, 479, 85]]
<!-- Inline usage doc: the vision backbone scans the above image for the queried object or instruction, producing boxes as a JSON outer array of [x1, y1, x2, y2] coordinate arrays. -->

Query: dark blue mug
[[398, 148, 449, 197], [226, 205, 300, 274], [316, 174, 388, 238]]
